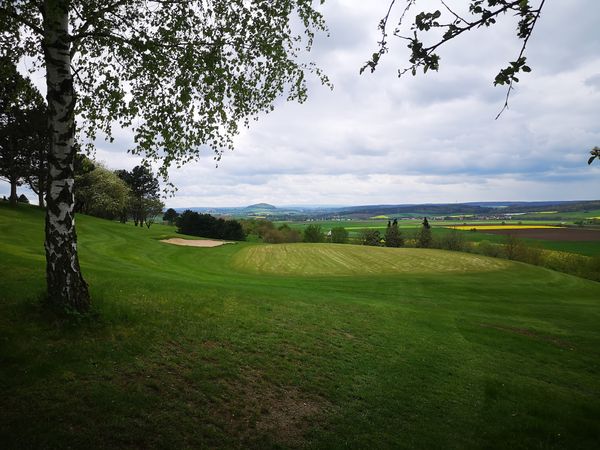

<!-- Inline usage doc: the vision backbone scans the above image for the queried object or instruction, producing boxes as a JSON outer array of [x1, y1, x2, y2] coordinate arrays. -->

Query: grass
[[521, 209, 600, 219], [1, 202, 600, 449], [232, 243, 509, 276]]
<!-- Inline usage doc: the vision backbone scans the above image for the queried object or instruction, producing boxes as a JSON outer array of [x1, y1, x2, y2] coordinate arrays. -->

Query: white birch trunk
[[42, 0, 90, 311]]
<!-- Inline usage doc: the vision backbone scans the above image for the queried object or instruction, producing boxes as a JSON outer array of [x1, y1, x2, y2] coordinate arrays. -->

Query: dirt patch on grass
[[161, 238, 236, 247], [219, 368, 330, 447], [480, 323, 574, 349], [477, 228, 600, 241], [112, 340, 329, 447]]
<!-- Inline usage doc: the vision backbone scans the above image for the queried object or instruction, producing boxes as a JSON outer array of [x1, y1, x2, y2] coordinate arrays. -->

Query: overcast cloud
[[3, 0, 599, 207]]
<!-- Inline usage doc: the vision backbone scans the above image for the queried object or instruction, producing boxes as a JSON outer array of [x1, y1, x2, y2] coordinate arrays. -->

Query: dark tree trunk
[[38, 188, 45, 208], [42, 0, 90, 312], [9, 178, 18, 207]]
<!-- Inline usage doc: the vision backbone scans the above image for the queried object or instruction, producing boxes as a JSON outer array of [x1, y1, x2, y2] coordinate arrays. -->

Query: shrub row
[[177, 210, 245, 241], [420, 231, 600, 282]]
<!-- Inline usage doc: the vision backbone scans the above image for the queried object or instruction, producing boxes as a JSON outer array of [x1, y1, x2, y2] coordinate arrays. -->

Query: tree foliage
[[416, 217, 432, 248], [262, 224, 302, 244], [363, 0, 546, 117], [384, 219, 403, 247], [142, 198, 165, 229], [239, 218, 274, 239], [75, 164, 132, 220], [176, 210, 245, 241], [116, 165, 161, 227], [361, 229, 382, 247], [303, 224, 324, 243], [330, 226, 349, 244], [0, 57, 48, 207], [1, 0, 329, 176], [162, 208, 179, 225]]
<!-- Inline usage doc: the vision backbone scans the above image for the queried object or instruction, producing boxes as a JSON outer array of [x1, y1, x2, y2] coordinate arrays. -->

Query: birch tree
[[0, 0, 328, 312]]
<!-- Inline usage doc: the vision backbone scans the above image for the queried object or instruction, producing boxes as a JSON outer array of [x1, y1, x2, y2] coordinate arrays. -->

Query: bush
[[504, 234, 527, 262], [261, 229, 284, 243], [17, 194, 29, 204], [176, 210, 245, 240], [262, 227, 302, 244], [361, 229, 382, 246], [477, 240, 502, 258], [330, 227, 349, 244], [416, 225, 432, 248], [240, 218, 276, 238], [304, 224, 324, 243], [437, 229, 466, 252]]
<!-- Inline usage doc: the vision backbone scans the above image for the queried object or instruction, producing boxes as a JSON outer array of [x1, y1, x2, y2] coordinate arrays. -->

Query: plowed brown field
[[478, 228, 600, 241]]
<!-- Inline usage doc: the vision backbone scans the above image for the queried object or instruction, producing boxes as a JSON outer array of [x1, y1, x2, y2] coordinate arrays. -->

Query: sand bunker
[[161, 238, 235, 248]]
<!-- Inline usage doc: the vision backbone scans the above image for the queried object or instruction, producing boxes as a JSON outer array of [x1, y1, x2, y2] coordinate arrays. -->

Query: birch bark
[[42, 0, 90, 311]]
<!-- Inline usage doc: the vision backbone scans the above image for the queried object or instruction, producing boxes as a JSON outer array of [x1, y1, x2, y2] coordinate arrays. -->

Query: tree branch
[[0, 6, 43, 35], [495, 0, 546, 119]]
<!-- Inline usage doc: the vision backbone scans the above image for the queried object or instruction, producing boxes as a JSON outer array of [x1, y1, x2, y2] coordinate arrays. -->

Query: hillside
[[245, 202, 277, 210], [1, 203, 599, 448]]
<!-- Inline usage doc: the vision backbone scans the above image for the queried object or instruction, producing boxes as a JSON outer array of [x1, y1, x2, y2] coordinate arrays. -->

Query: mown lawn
[[1, 203, 599, 449]]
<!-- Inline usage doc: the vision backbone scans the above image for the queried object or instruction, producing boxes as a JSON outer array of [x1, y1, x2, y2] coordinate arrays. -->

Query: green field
[[1, 203, 600, 449], [233, 243, 509, 276], [519, 209, 600, 220]]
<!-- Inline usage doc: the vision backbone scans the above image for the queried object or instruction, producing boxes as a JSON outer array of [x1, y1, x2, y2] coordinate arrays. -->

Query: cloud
[[4, 0, 599, 207]]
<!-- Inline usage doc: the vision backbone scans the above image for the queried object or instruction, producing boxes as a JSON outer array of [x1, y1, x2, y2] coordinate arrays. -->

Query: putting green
[[231, 243, 511, 276]]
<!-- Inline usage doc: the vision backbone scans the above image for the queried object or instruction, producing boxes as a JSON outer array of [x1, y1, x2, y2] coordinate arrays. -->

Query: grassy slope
[[232, 244, 510, 276], [1, 203, 600, 449]]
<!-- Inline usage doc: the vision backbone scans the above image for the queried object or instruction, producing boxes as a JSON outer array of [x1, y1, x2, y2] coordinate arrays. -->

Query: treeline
[[0, 59, 165, 227], [239, 219, 302, 243], [237, 218, 419, 246], [0, 58, 48, 207], [73, 157, 164, 228], [424, 231, 600, 283], [177, 210, 245, 241]]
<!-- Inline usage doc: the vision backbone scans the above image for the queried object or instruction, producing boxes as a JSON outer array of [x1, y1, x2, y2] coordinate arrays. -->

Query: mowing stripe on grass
[[231, 243, 510, 276]]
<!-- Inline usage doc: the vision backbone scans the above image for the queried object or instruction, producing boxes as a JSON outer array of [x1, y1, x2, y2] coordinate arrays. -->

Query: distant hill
[[174, 200, 600, 220], [245, 203, 277, 210]]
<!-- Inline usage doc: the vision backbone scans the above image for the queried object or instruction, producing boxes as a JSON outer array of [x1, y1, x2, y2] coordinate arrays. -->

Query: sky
[[2, 0, 600, 208]]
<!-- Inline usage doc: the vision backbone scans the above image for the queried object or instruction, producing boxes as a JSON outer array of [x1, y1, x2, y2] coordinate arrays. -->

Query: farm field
[[471, 227, 600, 241], [449, 225, 562, 230], [519, 209, 600, 220], [1, 203, 600, 449], [279, 218, 572, 232], [279, 219, 600, 256]]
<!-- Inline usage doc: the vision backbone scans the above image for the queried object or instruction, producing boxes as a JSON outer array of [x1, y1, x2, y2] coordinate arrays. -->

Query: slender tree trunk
[[9, 178, 18, 207], [38, 188, 46, 209], [42, 0, 90, 312]]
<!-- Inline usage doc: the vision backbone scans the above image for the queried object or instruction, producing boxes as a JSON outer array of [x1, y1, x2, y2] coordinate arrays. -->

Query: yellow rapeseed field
[[449, 225, 563, 231]]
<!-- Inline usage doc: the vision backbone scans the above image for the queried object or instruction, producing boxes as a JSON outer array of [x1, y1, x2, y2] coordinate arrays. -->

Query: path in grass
[[232, 243, 510, 276]]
